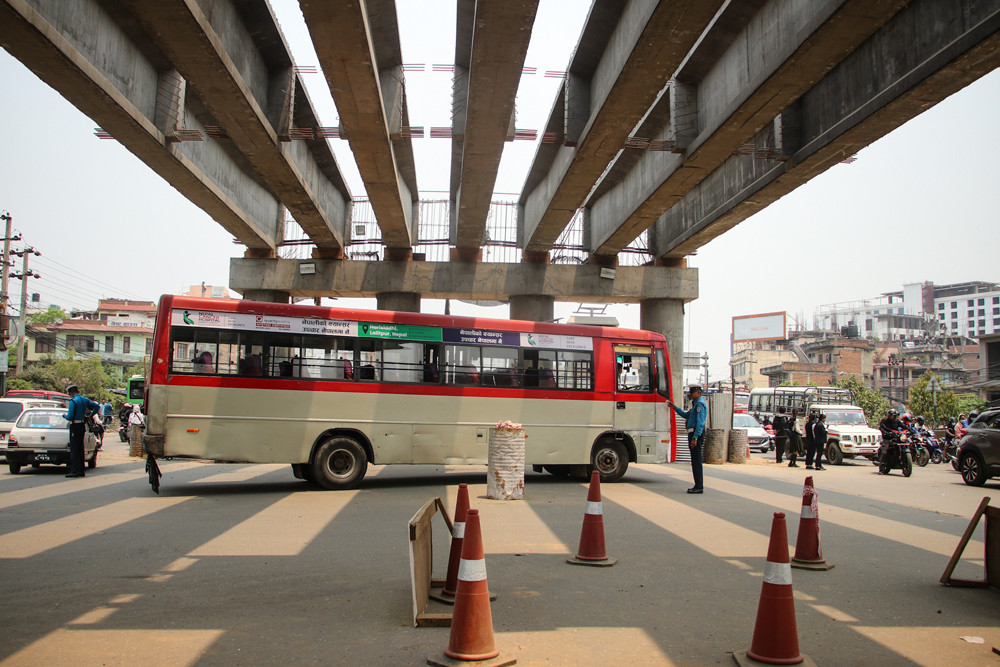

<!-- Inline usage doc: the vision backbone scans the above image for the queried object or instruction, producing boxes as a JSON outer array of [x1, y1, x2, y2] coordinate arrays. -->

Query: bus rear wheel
[[591, 439, 628, 483], [312, 436, 367, 490]]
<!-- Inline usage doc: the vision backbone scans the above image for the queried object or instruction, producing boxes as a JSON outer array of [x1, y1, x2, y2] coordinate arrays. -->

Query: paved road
[[1, 440, 999, 666]]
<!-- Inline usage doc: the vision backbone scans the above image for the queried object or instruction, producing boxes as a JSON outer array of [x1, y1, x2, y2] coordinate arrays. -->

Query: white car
[[0, 398, 64, 457], [734, 413, 772, 453], [3, 408, 99, 474]]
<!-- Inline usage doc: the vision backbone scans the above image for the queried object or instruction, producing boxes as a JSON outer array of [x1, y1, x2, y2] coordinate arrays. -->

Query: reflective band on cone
[[441, 483, 470, 598], [457, 558, 487, 582], [585, 501, 603, 515]]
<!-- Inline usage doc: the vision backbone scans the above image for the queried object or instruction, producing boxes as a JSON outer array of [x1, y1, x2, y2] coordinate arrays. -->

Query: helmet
[[887, 409, 899, 419], [901, 413, 911, 422], [916, 416, 925, 425], [948, 417, 956, 426], [969, 411, 980, 421]]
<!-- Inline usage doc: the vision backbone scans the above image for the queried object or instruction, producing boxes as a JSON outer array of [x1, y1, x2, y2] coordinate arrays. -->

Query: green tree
[[4, 377, 31, 392], [835, 375, 891, 425], [955, 393, 989, 416], [16, 349, 115, 400], [27, 306, 67, 324], [906, 373, 958, 426]]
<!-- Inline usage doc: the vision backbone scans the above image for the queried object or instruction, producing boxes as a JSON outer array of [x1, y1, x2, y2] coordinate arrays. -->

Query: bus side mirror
[[657, 387, 670, 400]]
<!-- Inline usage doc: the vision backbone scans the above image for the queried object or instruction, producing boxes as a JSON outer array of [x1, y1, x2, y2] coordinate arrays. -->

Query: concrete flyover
[[300, 0, 419, 254], [0, 0, 353, 253]]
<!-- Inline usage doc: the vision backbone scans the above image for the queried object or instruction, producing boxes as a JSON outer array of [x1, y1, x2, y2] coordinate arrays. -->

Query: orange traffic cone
[[734, 512, 808, 666], [567, 470, 617, 567], [428, 509, 516, 667], [792, 476, 834, 571], [440, 483, 471, 599]]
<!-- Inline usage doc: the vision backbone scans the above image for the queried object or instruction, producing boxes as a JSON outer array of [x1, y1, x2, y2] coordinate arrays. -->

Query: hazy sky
[[0, 1, 997, 384]]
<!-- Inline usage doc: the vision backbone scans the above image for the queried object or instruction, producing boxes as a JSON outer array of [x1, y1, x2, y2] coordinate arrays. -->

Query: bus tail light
[[187, 428, 200, 433]]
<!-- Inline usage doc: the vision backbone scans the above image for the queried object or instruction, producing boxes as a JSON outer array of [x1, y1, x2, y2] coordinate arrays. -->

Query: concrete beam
[[650, 0, 1000, 258], [230, 258, 698, 304], [588, 0, 911, 256], [121, 0, 350, 250], [0, 0, 283, 249], [451, 0, 538, 251], [518, 0, 726, 255], [300, 0, 417, 250]]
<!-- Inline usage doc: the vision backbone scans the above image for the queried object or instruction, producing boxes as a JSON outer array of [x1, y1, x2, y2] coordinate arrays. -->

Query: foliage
[[27, 306, 67, 325], [13, 350, 120, 401], [906, 373, 958, 426], [4, 378, 31, 392], [955, 393, 989, 416], [835, 375, 891, 425]]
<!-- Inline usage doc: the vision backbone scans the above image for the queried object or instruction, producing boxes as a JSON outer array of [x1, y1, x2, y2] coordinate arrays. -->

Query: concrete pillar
[[243, 290, 290, 304], [640, 298, 685, 403], [509, 295, 554, 323], [376, 292, 420, 312]]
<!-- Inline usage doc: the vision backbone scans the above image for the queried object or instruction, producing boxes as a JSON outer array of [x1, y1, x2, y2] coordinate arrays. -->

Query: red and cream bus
[[143, 296, 676, 489]]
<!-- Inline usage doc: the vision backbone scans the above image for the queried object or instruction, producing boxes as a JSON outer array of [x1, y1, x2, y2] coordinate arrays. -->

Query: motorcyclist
[[878, 409, 904, 465], [968, 410, 980, 426], [944, 417, 957, 444]]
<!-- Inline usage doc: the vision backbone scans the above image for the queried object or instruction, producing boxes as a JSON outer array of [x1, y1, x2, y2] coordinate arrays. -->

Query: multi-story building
[[817, 281, 1000, 341], [760, 335, 875, 387], [730, 343, 798, 390]]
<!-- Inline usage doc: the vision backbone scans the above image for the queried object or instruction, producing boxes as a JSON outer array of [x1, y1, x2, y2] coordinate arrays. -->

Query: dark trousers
[[68, 422, 86, 475], [810, 439, 826, 466], [775, 435, 787, 462], [690, 432, 705, 490]]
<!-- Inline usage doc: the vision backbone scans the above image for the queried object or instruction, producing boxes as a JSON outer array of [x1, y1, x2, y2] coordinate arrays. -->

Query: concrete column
[[640, 298, 685, 403], [243, 290, 290, 304], [509, 295, 554, 323], [376, 292, 420, 312]]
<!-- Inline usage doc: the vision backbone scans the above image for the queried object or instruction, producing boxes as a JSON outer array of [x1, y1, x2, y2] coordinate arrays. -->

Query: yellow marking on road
[[163, 557, 197, 572], [852, 626, 1000, 666], [188, 490, 358, 557], [0, 462, 203, 511], [145, 574, 173, 583], [810, 604, 859, 622], [444, 482, 571, 554], [108, 594, 141, 604], [0, 629, 224, 667], [0, 497, 189, 558], [600, 483, 768, 557], [726, 559, 753, 570], [187, 464, 284, 484], [644, 465, 982, 557], [68, 607, 116, 625], [497, 627, 678, 666]]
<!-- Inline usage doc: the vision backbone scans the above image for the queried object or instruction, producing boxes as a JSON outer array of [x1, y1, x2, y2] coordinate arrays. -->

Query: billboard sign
[[732, 312, 786, 342]]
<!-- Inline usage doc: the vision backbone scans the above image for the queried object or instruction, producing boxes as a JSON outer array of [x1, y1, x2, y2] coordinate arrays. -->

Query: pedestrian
[[803, 411, 817, 469], [786, 409, 803, 467], [128, 404, 145, 458], [63, 384, 100, 478], [102, 400, 113, 426], [667, 385, 708, 494], [772, 406, 790, 463], [812, 414, 828, 471]]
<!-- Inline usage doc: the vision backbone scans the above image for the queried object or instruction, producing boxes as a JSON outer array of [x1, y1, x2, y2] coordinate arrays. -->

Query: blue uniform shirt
[[673, 396, 708, 438], [65, 394, 100, 422]]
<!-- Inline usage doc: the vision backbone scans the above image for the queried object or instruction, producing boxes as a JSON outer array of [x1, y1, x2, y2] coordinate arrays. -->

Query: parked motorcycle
[[878, 430, 914, 477]]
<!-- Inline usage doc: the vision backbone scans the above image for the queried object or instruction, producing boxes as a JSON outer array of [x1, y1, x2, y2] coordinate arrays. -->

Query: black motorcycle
[[878, 431, 914, 477], [910, 432, 931, 467]]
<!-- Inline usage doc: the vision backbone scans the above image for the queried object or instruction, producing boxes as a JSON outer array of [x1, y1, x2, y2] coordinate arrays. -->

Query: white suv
[[815, 404, 882, 464]]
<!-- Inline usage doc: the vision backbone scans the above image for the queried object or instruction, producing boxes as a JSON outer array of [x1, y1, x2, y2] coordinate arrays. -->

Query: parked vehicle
[[3, 408, 99, 474], [878, 430, 914, 477], [957, 409, 1000, 486], [733, 413, 771, 453], [0, 398, 63, 455]]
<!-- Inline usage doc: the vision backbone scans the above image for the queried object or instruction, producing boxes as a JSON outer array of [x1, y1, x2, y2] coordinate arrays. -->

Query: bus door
[[613, 346, 657, 450]]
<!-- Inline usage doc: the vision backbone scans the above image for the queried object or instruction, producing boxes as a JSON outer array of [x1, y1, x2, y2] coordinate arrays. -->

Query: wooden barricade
[[408, 497, 454, 627], [940, 497, 1000, 590]]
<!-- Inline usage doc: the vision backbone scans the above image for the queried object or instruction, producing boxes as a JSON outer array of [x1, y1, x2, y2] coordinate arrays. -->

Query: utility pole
[[0, 212, 18, 395], [10, 246, 40, 376]]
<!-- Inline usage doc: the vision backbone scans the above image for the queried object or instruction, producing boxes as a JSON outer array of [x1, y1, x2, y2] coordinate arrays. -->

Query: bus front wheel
[[312, 436, 367, 490], [591, 439, 628, 483]]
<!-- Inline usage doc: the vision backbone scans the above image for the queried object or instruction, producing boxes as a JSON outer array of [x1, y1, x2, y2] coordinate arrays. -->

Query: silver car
[[3, 408, 98, 474], [734, 413, 772, 453]]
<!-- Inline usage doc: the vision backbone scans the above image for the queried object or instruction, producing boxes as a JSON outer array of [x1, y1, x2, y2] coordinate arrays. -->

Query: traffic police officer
[[667, 385, 708, 494], [64, 384, 100, 478]]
